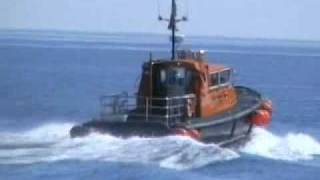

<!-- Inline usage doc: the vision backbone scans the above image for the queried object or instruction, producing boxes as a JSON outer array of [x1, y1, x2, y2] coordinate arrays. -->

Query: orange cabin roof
[[152, 58, 230, 75], [208, 64, 230, 74]]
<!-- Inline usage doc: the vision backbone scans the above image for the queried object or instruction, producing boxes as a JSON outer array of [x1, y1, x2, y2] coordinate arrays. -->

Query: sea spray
[[241, 127, 320, 161], [2, 123, 319, 170], [0, 123, 238, 170]]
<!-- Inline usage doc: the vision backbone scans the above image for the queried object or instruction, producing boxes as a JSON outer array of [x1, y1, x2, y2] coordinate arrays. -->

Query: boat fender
[[174, 128, 201, 139], [261, 99, 273, 114], [188, 129, 201, 139], [250, 109, 271, 127], [174, 128, 189, 136]]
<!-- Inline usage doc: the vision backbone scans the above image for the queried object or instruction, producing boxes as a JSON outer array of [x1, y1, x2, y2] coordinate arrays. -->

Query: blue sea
[[0, 30, 320, 180]]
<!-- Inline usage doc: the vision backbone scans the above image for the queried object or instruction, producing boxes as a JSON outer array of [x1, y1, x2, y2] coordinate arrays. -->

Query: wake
[[0, 123, 237, 170], [0, 123, 319, 170]]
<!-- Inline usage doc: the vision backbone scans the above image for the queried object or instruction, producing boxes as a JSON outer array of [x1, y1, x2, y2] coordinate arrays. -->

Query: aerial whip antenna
[[157, 0, 161, 20], [185, 0, 189, 20], [158, 0, 188, 60]]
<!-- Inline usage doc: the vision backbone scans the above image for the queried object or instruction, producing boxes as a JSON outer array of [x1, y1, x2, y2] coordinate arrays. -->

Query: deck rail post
[[167, 98, 169, 126], [146, 97, 149, 122]]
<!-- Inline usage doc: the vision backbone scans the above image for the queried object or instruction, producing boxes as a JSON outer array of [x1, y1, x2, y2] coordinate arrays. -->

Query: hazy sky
[[1, 0, 320, 40]]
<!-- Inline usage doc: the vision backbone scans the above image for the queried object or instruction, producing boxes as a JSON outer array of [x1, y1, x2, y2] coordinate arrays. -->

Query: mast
[[158, 0, 187, 60], [170, 0, 177, 60]]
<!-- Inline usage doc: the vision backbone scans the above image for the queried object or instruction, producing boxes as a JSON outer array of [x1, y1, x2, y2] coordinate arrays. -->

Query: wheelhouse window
[[219, 70, 231, 85], [165, 67, 186, 86], [209, 73, 219, 86], [209, 69, 232, 88], [158, 67, 194, 94]]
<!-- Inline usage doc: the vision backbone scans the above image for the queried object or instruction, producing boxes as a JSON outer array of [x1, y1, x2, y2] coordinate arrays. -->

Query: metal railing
[[99, 92, 196, 126]]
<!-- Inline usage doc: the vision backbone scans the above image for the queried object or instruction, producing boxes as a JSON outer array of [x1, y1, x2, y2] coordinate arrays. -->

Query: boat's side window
[[219, 70, 231, 85], [209, 73, 219, 87], [209, 69, 232, 89]]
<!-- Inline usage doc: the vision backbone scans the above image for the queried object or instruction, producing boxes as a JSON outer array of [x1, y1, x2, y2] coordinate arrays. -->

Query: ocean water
[[0, 31, 320, 180]]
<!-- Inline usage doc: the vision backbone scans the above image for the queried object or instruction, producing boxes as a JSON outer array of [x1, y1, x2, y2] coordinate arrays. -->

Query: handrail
[[100, 93, 195, 101], [99, 92, 196, 126]]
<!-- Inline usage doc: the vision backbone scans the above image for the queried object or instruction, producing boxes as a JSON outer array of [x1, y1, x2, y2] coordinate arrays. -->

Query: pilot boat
[[70, 0, 273, 146]]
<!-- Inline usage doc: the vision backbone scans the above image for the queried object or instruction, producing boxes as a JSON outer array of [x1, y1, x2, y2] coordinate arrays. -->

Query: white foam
[[0, 123, 238, 170], [241, 128, 320, 161], [3, 123, 318, 169], [0, 123, 73, 144]]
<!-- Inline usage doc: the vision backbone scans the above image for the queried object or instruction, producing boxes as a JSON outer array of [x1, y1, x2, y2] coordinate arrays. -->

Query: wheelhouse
[[135, 50, 238, 119], [100, 50, 238, 125]]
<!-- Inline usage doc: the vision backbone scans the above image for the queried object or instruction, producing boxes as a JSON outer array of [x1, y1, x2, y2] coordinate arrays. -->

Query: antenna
[[158, 0, 188, 60]]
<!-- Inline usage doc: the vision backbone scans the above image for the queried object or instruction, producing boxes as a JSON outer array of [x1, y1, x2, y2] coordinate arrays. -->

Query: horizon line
[[1, 28, 320, 44]]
